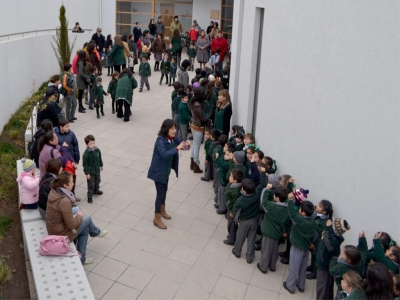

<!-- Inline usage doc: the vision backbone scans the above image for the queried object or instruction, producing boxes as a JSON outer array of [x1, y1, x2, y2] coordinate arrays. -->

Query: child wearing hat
[[315, 218, 350, 300], [283, 190, 316, 295], [17, 158, 40, 210]]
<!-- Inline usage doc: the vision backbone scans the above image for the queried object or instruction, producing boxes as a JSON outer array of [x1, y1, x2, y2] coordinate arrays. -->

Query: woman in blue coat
[[147, 119, 188, 229]]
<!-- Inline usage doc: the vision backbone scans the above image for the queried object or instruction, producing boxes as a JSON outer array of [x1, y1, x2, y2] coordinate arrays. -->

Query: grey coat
[[154, 22, 165, 35], [196, 35, 210, 63], [76, 61, 89, 90], [177, 67, 189, 88]]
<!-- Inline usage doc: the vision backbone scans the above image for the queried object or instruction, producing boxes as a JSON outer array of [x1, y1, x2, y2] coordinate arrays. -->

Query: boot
[[190, 158, 194, 170], [153, 213, 167, 229], [160, 204, 171, 219], [193, 162, 203, 173], [156, 62, 160, 71], [154, 63, 157, 72]]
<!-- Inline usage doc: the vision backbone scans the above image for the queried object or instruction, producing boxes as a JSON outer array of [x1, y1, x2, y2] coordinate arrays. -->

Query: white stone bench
[[25, 105, 38, 156], [23, 221, 95, 300]]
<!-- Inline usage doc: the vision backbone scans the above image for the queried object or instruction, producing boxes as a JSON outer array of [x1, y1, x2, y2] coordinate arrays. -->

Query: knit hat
[[233, 151, 245, 164], [208, 74, 215, 82], [22, 158, 36, 172], [332, 218, 350, 236], [193, 82, 200, 88], [293, 188, 309, 206], [268, 174, 282, 188]]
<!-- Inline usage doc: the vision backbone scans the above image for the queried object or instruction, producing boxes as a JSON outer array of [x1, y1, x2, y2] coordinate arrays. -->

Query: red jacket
[[189, 28, 199, 41], [210, 37, 228, 61]]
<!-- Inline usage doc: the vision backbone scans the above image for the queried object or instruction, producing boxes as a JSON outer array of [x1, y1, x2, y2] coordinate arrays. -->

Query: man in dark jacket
[[36, 88, 59, 127], [155, 17, 165, 35], [54, 117, 80, 164], [133, 22, 143, 43], [91, 28, 106, 59]]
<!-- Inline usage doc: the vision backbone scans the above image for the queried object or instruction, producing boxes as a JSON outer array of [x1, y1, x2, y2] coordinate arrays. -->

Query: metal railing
[[0, 28, 93, 40]]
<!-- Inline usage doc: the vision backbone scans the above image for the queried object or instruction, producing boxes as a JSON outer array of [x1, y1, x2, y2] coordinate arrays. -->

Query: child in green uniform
[[88, 66, 98, 110], [368, 232, 399, 275], [209, 129, 222, 199], [171, 82, 181, 118], [178, 90, 190, 141], [83, 134, 103, 203], [187, 43, 197, 71], [160, 53, 171, 85], [169, 57, 177, 86], [93, 77, 108, 119], [213, 135, 228, 212], [201, 128, 213, 182], [139, 55, 151, 92], [235, 131, 245, 151], [223, 169, 243, 246], [341, 271, 366, 300], [107, 71, 119, 114]]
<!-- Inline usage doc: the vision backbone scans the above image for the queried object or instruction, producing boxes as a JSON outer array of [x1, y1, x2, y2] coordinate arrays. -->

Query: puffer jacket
[[54, 127, 80, 163], [177, 67, 189, 87], [46, 189, 83, 241], [17, 171, 40, 205], [38, 173, 57, 211]]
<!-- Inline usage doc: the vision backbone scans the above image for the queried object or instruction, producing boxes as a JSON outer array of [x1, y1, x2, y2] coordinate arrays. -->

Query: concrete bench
[[23, 221, 94, 300]]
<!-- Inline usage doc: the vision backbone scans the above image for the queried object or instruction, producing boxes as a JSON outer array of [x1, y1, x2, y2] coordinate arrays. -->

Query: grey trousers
[[227, 213, 238, 243], [218, 185, 227, 211], [203, 160, 213, 181], [316, 269, 334, 300], [65, 93, 77, 121], [232, 217, 257, 261], [87, 174, 101, 199], [140, 76, 150, 89], [259, 236, 279, 272], [213, 168, 220, 202], [285, 245, 309, 291], [179, 123, 188, 141]]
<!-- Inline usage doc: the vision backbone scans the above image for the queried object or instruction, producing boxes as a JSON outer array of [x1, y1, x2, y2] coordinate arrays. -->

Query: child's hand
[[326, 219, 332, 227], [94, 99, 97, 103], [359, 231, 365, 238], [287, 192, 294, 201], [250, 154, 256, 163], [205, 160, 208, 163], [266, 183, 273, 190], [215, 152, 219, 159], [374, 232, 382, 239], [86, 174, 91, 180], [283, 233, 288, 239], [289, 177, 295, 183], [310, 244, 315, 250], [101, 167, 104, 171]]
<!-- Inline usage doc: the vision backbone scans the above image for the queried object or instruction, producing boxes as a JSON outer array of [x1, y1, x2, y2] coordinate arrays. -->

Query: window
[[221, 0, 234, 40]]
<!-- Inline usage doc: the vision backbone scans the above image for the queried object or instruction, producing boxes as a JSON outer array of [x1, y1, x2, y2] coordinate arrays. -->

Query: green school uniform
[[214, 155, 229, 187], [261, 189, 289, 240], [226, 159, 247, 182], [171, 96, 181, 115], [178, 101, 191, 125], [187, 47, 197, 59], [83, 148, 103, 175], [235, 143, 244, 151], [204, 139, 212, 160], [107, 79, 118, 98], [370, 238, 399, 274], [316, 225, 344, 272], [225, 182, 242, 211], [139, 61, 151, 77], [93, 85, 107, 105]]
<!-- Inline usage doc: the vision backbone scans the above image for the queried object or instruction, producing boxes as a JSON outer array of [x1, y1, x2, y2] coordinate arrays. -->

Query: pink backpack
[[39, 235, 81, 258]]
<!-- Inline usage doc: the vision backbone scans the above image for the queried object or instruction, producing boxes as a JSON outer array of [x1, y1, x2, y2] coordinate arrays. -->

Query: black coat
[[36, 97, 59, 128], [149, 23, 156, 36], [38, 173, 56, 211], [133, 27, 143, 43], [91, 33, 106, 50]]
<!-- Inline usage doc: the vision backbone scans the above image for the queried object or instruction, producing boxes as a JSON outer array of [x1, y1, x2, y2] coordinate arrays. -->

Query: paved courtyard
[[71, 57, 316, 300]]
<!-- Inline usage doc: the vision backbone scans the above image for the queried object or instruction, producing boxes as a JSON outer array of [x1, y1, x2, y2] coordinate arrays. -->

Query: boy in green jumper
[[139, 55, 151, 92], [257, 184, 289, 274], [213, 135, 228, 214], [107, 72, 119, 114], [201, 128, 213, 182], [93, 77, 108, 119], [283, 193, 316, 295], [223, 169, 243, 245], [231, 169, 267, 263], [187, 44, 197, 71], [178, 90, 190, 141], [82, 135, 103, 203], [171, 90, 182, 135]]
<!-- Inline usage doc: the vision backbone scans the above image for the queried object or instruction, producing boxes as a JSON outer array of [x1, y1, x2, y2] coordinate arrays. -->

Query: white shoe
[[98, 230, 107, 238], [83, 258, 94, 265]]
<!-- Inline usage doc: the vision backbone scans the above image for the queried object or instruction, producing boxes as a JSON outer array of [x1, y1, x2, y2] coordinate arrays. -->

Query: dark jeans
[[78, 89, 85, 108], [116, 100, 131, 121], [114, 65, 121, 73], [87, 174, 101, 199], [154, 180, 168, 213], [96, 105, 104, 116]]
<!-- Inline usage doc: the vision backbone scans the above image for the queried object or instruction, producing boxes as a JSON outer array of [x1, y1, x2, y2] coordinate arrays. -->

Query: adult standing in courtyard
[[76, 50, 89, 113], [133, 22, 143, 43], [206, 21, 214, 35], [210, 30, 228, 70], [91, 28, 105, 61], [155, 16, 165, 36], [147, 119, 188, 229], [115, 68, 138, 122], [197, 30, 210, 70], [152, 33, 166, 71], [148, 18, 156, 43], [108, 36, 126, 73], [170, 16, 183, 35], [171, 29, 183, 66], [214, 89, 232, 136]]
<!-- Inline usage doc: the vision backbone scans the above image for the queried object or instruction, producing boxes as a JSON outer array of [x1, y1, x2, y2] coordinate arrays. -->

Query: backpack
[[39, 235, 81, 258]]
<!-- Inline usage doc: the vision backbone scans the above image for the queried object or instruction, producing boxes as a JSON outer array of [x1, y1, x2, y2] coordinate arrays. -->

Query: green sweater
[[83, 148, 103, 175], [160, 59, 171, 72], [89, 73, 97, 91], [171, 90, 178, 102], [232, 172, 267, 220], [107, 45, 126, 66], [107, 79, 118, 98], [212, 145, 224, 163], [226, 160, 247, 182], [261, 189, 289, 239], [171, 96, 181, 114], [93, 85, 107, 105], [288, 200, 316, 251], [225, 182, 242, 211], [346, 288, 366, 300], [235, 143, 244, 151], [204, 139, 212, 160], [316, 225, 345, 271], [314, 215, 329, 248], [114, 73, 138, 105], [187, 47, 197, 58], [214, 155, 229, 187], [370, 238, 399, 274], [139, 61, 151, 77], [178, 101, 191, 125], [329, 236, 368, 291]]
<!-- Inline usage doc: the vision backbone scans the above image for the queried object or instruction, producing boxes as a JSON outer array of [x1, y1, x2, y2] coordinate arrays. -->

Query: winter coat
[[170, 62, 177, 78], [178, 101, 191, 125], [214, 103, 233, 136], [122, 41, 131, 63], [115, 73, 138, 105], [147, 135, 182, 184], [38, 173, 56, 211], [76, 61, 90, 90], [190, 101, 209, 128], [108, 45, 126, 66], [141, 36, 152, 49], [17, 171, 40, 205], [187, 47, 197, 59], [155, 22, 165, 35], [133, 27, 143, 43], [197, 36, 210, 63], [149, 23, 156, 36], [170, 21, 183, 34], [189, 28, 199, 41], [31, 129, 46, 166], [46, 189, 83, 241], [39, 144, 71, 177], [177, 67, 189, 87], [160, 59, 171, 75], [83, 147, 103, 175], [210, 37, 229, 61], [152, 38, 166, 54], [170, 35, 182, 52], [128, 40, 138, 57], [54, 127, 80, 163], [91, 33, 105, 50], [61, 71, 75, 95], [139, 62, 151, 77], [88, 51, 101, 74], [93, 84, 107, 105], [71, 54, 78, 74], [107, 79, 118, 99], [36, 97, 59, 128]]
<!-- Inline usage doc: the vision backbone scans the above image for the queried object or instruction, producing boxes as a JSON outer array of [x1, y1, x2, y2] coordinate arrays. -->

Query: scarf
[[57, 187, 76, 204]]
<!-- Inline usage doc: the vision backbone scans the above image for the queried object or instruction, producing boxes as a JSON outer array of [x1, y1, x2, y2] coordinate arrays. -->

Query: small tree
[[51, 5, 76, 72]]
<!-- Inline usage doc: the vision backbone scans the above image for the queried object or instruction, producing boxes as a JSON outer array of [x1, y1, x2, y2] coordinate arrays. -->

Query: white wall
[[231, 0, 400, 244], [192, 0, 221, 31], [102, 0, 116, 37]]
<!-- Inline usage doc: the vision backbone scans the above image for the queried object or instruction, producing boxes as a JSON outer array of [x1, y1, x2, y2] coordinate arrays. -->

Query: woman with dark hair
[[209, 22, 219, 40], [214, 89, 232, 136], [38, 159, 63, 220], [105, 34, 113, 76], [363, 262, 393, 299], [148, 18, 156, 42], [115, 68, 138, 122], [190, 88, 211, 173], [108, 36, 126, 73], [151, 33, 166, 71], [207, 21, 215, 35], [177, 59, 191, 88], [31, 119, 53, 166], [197, 30, 210, 70], [171, 29, 182, 65], [121, 34, 131, 69], [128, 34, 138, 73], [76, 50, 90, 113], [46, 171, 107, 265], [87, 42, 102, 75], [147, 119, 188, 229]]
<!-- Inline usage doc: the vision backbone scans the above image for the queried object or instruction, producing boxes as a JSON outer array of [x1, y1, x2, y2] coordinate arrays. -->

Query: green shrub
[[0, 261, 11, 285], [0, 215, 12, 238]]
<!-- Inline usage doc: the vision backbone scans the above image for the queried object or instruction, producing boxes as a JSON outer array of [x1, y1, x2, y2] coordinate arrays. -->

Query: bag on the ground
[[39, 235, 81, 258]]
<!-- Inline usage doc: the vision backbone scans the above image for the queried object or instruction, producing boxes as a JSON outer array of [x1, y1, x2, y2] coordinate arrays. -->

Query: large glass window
[[116, 1, 153, 36], [221, 0, 234, 41]]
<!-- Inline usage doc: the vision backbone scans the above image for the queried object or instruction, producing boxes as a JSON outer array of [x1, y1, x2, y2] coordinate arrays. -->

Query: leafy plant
[[0, 261, 11, 286], [0, 215, 12, 238], [51, 5, 76, 72]]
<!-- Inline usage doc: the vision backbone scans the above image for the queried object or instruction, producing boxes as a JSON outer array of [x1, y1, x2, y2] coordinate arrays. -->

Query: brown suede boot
[[193, 162, 203, 173], [160, 204, 171, 219], [153, 213, 167, 229], [190, 157, 194, 170]]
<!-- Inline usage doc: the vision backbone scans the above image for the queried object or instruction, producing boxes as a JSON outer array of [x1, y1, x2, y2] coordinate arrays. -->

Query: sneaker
[[98, 230, 107, 238], [306, 273, 316, 280], [82, 258, 94, 265]]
